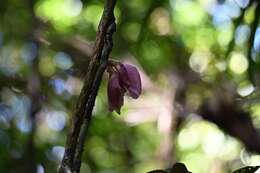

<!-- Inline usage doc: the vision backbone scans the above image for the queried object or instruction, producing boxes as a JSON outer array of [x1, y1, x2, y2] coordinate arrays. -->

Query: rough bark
[[58, 0, 117, 173]]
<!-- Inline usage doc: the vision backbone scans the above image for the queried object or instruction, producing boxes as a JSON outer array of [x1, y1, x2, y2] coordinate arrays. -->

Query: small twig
[[224, 0, 253, 59], [247, 1, 260, 85], [59, 0, 117, 173]]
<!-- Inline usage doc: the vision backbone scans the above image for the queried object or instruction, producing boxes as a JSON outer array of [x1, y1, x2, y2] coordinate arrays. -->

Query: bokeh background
[[0, 0, 260, 172]]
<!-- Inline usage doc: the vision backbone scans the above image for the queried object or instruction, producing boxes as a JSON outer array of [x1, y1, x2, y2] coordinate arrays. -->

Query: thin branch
[[224, 0, 253, 59], [58, 0, 117, 173], [248, 1, 260, 85], [73, 17, 116, 173]]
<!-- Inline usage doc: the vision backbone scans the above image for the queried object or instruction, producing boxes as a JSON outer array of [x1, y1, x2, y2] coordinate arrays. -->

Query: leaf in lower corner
[[232, 166, 260, 173], [146, 162, 192, 173]]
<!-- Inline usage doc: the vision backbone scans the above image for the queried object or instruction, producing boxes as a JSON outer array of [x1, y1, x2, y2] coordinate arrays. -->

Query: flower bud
[[118, 63, 142, 99], [107, 61, 142, 113], [107, 73, 125, 113]]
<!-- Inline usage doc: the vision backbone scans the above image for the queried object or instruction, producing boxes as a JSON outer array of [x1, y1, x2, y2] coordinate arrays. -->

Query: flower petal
[[107, 73, 125, 113], [119, 63, 142, 99]]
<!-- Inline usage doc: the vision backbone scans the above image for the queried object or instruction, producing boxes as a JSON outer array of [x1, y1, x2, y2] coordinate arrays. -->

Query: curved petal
[[118, 63, 130, 86], [119, 63, 142, 99], [107, 73, 125, 113]]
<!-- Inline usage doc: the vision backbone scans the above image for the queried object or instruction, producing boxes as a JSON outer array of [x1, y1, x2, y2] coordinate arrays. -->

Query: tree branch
[[199, 93, 260, 153], [58, 0, 117, 173], [173, 69, 260, 153], [73, 24, 116, 170]]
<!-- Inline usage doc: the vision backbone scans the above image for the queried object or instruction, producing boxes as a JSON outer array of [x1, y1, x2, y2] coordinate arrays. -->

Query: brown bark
[[58, 1, 117, 173]]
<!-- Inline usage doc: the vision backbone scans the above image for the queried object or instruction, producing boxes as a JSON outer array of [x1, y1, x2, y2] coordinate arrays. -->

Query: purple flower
[[107, 73, 125, 114], [107, 62, 142, 113], [118, 63, 142, 99]]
